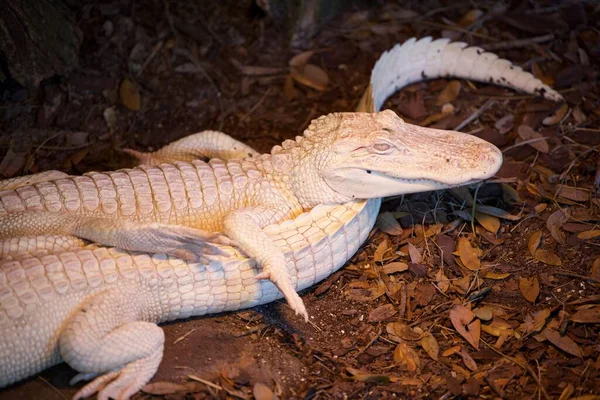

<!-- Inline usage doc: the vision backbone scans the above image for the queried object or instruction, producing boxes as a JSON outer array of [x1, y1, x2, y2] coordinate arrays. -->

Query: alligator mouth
[[367, 169, 490, 187]]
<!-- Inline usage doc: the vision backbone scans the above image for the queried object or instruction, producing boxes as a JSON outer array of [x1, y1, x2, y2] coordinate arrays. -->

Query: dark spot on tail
[[476, 49, 483, 55], [366, 170, 372, 174], [421, 71, 427, 79]]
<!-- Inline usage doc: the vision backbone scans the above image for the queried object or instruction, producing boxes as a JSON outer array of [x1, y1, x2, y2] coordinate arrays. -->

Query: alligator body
[[0, 37, 562, 399]]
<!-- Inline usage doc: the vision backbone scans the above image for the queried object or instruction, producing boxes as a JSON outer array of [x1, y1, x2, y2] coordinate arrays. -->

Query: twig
[[354, 328, 382, 357], [188, 375, 222, 391], [481, 34, 555, 51], [454, 99, 496, 131], [553, 271, 600, 285], [38, 376, 69, 400], [137, 40, 164, 77], [241, 87, 272, 122], [233, 323, 269, 338], [173, 328, 196, 344], [502, 137, 550, 153]]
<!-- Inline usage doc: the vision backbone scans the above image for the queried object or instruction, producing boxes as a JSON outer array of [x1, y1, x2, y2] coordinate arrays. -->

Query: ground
[[0, 1, 599, 399]]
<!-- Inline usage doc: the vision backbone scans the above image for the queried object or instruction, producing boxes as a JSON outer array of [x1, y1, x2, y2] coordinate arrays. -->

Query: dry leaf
[[533, 61, 555, 86], [458, 9, 484, 26], [449, 305, 480, 349], [289, 50, 315, 67], [460, 349, 478, 371], [517, 125, 549, 153], [547, 208, 571, 245], [283, 74, 297, 100], [571, 306, 600, 323], [476, 205, 521, 221], [419, 332, 439, 361], [343, 368, 390, 384], [253, 382, 274, 400], [120, 79, 141, 110], [0, 149, 25, 178], [436, 80, 461, 105], [435, 268, 450, 292], [474, 211, 500, 234], [386, 322, 421, 341], [383, 262, 409, 274], [528, 230, 543, 257], [481, 317, 514, 337], [557, 186, 590, 202], [578, 230, 600, 240], [142, 382, 191, 395], [408, 243, 421, 264], [393, 342, 421, 371], [484, 271, 511, 280], [542, 103, 569, 125], [368, 304, 397, 322], [376, 212, 403, 235], [473, 307, 493, 321], [290, 64, 329, 91], [542, 328, 583, 358], [457, 237, 481, 270], [519, 276, 540, 303], [373, 240, 390, 262], [534, 249, 562, 266]]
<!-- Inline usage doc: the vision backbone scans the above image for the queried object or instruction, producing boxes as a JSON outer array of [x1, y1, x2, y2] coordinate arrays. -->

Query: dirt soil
[[1, 1, 599, 399]]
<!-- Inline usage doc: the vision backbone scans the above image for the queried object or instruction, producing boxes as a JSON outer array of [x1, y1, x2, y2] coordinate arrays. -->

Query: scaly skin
[[0, 36, 564, 400], [0, 198, 380, 398]]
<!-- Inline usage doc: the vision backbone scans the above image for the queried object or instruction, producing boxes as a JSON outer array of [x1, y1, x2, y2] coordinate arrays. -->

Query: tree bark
[[0, 0, 82, 87]]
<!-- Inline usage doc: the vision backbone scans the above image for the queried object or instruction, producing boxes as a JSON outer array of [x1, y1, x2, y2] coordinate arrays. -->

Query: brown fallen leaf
[[435, 268, 450, 292], [376, 212, 404, 235], [457, 237, 481, 271], [578, 230, 600, 240], [528, 230, 543, 257], [143, 381, 195, 395], [460, 348, 478, 372], [519, 276, 540, 303], [481, 317, 514, 337], [343, 367, 390, 384], [517, 125, 549, 153], [557, 186, 590, 203], [386, 322, 421, 341], [408, 243, 421, 264], [368, 304, 397, 322], [419, 332, 439, 361], [547, 208, 571, 245], [524, 308, 553, 336], [253, 382, 274, 400], [533, 61, 555, 86], [290, 64, 329, 91], [571, 306, 600, 323], [483, 271, 511, 280], [450, 305, 480, 350], [542, 103, 569, 125], [474, 211, 500, 235], [283, 74, 297, 100], [534, 249, 562, 266], [542, 328, 583, 358], [383, 262, 408, 274], [289, 50, 315, 67], [393, 342, 421, 372], [120, 79, 141, 110], [473, 307, 493, 321], [0, 149, 25, 178], [373, 240, 390, 262], [436, 80, 461, 105]]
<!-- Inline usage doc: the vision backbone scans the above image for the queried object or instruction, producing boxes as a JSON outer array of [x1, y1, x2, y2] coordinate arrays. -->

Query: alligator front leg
[[223, 207, 308, 321], [59, 289, 164, 400]]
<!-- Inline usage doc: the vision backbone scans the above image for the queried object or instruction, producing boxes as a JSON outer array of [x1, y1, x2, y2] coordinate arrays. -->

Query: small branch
[[481, 34, 555, 51], [454, 99, 496, 131]]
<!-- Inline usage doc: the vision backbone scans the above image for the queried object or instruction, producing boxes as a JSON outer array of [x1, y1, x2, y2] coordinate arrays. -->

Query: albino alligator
[[0, 36, 562, 399]]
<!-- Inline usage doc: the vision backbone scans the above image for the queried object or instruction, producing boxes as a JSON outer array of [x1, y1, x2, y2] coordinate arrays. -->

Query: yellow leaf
[[474, 211, 500, 234], [519, 276, 540, 303], [419, 332, 439, 361], [528, 230, 543, 257], [120, 79, 141, 110], [393, 342, 421, 371], [542, 103, 569, 126], [534, 249, 562, 266], [457, 237, 481, 270], [483, 271, 511, 280], [436, 80, 461, 105], [578, 230, 600, 240]]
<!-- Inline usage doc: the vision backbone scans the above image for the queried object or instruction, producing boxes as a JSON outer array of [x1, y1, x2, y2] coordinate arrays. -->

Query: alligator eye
[[373, 143, 391, 152]]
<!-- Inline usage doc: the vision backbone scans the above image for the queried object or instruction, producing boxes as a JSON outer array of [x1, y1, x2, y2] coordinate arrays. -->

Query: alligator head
[[269, 110, 503, 207]]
